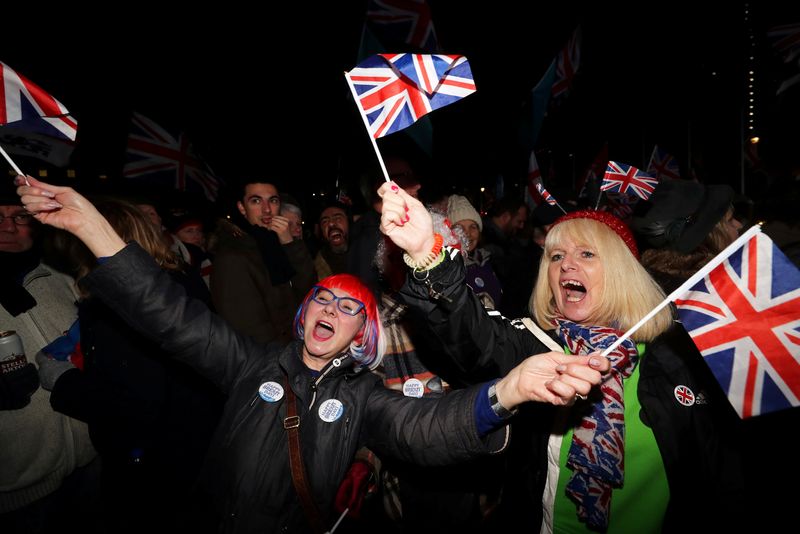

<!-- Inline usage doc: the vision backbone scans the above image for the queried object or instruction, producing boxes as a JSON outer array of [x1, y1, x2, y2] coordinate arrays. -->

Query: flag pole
[[0, 144, 25, 177], [601, 224, 763, 357], [343, 71, 391, 183]]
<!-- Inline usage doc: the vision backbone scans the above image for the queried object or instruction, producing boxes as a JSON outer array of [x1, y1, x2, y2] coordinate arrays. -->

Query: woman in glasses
[[16, 176, 610, 534]]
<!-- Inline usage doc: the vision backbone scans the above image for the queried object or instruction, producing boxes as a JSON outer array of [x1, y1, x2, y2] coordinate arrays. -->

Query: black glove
[[0, 362, 40, 410]]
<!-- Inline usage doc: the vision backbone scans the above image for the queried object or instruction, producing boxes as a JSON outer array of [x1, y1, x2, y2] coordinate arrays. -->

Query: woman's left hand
[[494, 351, 610, 408]]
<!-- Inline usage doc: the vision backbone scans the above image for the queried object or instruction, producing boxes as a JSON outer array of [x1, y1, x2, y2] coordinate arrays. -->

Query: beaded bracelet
[[402, 233, 444, 271]]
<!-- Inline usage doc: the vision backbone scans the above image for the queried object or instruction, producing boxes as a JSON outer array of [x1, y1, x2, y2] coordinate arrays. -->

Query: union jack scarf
[[553, 318, 640, 531]]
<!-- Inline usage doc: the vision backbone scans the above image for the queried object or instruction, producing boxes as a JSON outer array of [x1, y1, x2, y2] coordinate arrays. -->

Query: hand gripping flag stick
[[601, 224, 763, 357]]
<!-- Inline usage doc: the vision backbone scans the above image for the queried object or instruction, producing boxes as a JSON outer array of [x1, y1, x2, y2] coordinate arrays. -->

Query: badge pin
[[674, 385, 695, 406], [474, 276, 485, 288], [402, 378, 425, 398], [318, 399, 344, 423], [258, 381, 284, 403]]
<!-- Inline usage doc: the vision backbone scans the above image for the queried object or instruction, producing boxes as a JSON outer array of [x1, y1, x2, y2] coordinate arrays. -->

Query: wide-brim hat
[[631, 178, 733, 254]]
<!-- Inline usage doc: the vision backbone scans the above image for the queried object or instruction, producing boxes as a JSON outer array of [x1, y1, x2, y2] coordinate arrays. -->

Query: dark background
[[2, 2, 799, 216]]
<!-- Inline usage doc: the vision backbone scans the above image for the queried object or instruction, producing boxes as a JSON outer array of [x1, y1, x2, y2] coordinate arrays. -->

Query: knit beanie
[[446, 195, 482, 231]]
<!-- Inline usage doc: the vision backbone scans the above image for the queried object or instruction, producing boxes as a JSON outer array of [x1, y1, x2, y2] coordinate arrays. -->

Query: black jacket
[[84, 244, 510, 533], [399, 248, 744, 532]]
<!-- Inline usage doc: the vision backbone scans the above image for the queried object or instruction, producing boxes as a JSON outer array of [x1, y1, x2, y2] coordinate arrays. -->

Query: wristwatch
[[488, 382, 518, 419]]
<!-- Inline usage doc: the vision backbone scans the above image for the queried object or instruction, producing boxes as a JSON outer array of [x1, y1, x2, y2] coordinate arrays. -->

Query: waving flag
[[767, 22, 800, 95], [124, 112, 221, 202], [675, 230, 800, 418], [647, 145, 681, 182], [347, 53, 476, 139], [535, 181, 557, 206], [601, 161, 658, 200], [0, 61, 77, 141], [551, 26, 581, 99], [366, 0, 437, 52], [523, 150, 544, 209]]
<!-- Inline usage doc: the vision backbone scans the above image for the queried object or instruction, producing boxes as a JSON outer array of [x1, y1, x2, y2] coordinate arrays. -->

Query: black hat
[[632, 178, 733, 254], [0, 177, 22, 206]]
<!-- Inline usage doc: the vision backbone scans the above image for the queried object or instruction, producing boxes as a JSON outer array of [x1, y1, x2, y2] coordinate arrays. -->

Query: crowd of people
[[1, 153, 798, 532]]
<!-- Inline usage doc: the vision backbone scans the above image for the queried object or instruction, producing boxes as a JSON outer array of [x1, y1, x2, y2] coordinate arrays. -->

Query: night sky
[[3, 2, 798, 215]]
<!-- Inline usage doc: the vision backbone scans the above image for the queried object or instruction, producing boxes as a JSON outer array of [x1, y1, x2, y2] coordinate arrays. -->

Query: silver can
[[0, 330, 26, 374]]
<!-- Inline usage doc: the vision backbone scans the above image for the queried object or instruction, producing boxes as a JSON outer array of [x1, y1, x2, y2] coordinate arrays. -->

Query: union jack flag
[[523, 150, 544, 209], [600, 161, 658, 200], [347, 53, 476, 139], [535, 181, 557, 206], [123, 112, 221, 202], [646, 145, 681, 182], [0, 61, 77, 141], [551, 26, 581, 99], [675, 231, 800, 418], [366, 0, 438, 52]]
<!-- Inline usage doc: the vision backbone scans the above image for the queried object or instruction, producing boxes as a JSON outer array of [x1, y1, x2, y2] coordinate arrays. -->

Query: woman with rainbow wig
[[16, 176, 609, 533]]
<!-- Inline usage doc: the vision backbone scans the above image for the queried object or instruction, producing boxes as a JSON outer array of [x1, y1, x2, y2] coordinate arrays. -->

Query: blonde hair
[[75, 198, 181, 282], [531, 218, 673, 342], [703, 206, 736, 254]]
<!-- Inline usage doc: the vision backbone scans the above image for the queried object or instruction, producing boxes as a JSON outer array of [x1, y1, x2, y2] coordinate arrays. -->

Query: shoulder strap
[[520, 317, 564, 353], [284, 377, 326, 534]]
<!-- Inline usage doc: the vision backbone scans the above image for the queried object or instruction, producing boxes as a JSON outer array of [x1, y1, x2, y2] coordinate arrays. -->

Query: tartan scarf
[[553, 317, 640, 531]]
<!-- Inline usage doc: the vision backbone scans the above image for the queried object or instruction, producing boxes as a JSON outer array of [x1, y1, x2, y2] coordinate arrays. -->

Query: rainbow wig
[[293, 274, 385, 369]]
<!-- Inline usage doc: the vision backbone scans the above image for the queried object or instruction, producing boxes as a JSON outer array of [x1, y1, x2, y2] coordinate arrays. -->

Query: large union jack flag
[[551, 26, 581, 99], [0, 61, 77, 141], [675, 231, 800, 418], [646, 145, 681, 182], [348, 53, 476, 139], [123, 112, 221, 202], [600, 161, 658, 200], [366, 0, 438, 52]]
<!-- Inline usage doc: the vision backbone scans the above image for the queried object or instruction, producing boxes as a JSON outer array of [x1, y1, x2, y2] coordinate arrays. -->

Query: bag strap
[[284, 376, 326, 534], [520, 317, 565, 353]]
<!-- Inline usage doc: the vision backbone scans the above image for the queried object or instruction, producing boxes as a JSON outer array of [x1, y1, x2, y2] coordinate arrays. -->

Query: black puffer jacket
[[84, 244, 509, 533], [399, 248, 744, 532]]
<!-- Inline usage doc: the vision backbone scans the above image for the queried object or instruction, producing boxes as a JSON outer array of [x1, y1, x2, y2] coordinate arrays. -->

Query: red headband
[[552, 209, 639, 259]]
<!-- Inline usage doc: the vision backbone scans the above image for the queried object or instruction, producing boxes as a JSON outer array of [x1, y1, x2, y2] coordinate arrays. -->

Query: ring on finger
[[575, 393, 588, 401]]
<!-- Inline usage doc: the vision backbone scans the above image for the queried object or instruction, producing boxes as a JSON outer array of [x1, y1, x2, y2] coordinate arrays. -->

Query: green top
[[551, 344, 670, 533]]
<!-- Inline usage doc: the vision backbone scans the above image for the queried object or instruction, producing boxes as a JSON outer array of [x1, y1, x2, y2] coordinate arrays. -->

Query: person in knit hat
[[446, 194, 502, 309], [379, 181, 744, 533], [0, 179, 97, 532]]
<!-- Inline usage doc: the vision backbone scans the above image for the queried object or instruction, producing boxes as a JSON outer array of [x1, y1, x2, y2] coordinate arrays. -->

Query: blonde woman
[[379, 182, 744, 533]]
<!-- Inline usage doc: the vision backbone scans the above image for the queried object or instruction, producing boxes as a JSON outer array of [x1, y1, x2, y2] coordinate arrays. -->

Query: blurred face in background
[[175, 223, 206, 249], [453, 219, 480, 253], [136, 204, 163, 230], [284, 211, 303, 240], [238, 183, 281, 228], [0, 205, 35, 253], [319, 207, 349, 253], [510, 206, 528, 234]]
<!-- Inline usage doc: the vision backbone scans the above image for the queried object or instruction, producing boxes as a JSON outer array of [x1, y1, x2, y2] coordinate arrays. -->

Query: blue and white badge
[[318, 399, 344, 423], [402, 378, 424, 398], [258, 381, 284, 403], [474, 276, 485, 288]]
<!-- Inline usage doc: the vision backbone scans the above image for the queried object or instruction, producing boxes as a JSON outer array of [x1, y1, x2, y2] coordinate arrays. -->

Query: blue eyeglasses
[[311, 286, 365, 316]]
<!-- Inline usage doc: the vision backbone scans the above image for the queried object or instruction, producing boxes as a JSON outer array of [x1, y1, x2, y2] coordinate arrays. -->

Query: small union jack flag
[[601, 161, 658, 200], [535, 181, 557, 206], [675, 230, 800, 418], [0, 61, 77, 141], [366, 0, 438, 52], [347, 53, 476, 139], [123, 112, 221, 202], [646, 145, 681, 182], [523, 150, 544, 209]]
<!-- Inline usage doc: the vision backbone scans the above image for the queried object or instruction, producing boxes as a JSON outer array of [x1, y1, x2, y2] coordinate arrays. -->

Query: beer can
[[0, 330, 27, 374]]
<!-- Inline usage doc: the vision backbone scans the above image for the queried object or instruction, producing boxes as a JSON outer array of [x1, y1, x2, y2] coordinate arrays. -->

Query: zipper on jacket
[[308, 354, 351, 410]]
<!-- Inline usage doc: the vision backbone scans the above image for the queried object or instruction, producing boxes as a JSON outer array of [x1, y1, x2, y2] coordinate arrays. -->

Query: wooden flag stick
[[343, 71, 391, 183]]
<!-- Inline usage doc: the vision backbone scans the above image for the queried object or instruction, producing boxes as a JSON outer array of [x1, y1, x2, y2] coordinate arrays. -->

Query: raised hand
[[494, 351, 610, 408], [377, 180, 435, 262], [15, 175, 126, 258], [267, 215, 293, 244]]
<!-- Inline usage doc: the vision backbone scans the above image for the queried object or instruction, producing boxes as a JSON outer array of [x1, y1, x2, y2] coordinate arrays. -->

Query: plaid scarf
[[553, 317, 640, 531]]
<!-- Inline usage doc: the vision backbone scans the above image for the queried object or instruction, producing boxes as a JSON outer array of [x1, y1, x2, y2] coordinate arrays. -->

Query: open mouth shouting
[[560, 279, 587, 303], [312, 320, 335, 342]]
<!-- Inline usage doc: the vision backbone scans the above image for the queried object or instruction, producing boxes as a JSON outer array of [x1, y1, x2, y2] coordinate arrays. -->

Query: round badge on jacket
[[402, 378, 424, 398], [318, 399, 344, 422], [673, 385, 695, 406], [258, 381, 284, 403]]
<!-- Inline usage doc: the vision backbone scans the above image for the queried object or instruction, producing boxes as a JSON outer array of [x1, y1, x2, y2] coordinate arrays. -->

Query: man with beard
[[314, 202, 350, 279]]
